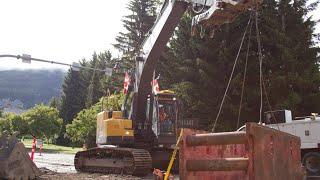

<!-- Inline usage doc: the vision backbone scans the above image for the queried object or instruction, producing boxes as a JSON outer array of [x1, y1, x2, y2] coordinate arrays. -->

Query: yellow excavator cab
[[96, 111, 134, 146]]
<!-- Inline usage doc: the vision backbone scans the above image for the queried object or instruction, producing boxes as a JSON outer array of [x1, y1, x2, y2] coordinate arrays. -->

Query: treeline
[[2, 0, 318, 146]]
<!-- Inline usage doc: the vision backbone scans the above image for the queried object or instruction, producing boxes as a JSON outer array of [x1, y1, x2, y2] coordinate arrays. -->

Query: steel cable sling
[[211, 12, 253, 132]]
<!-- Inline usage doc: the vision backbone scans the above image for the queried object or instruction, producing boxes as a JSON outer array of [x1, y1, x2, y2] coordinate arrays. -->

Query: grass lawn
[[21, 139, 83, 154]]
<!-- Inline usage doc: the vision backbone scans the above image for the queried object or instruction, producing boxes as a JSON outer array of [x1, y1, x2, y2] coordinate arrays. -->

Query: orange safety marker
[[30, 138, 36, 161], [153, 169, 164, 180], [37, 139, 43, 156], [39, 143, 43, 156]]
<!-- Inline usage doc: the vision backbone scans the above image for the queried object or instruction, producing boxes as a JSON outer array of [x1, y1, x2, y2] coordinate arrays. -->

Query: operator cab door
[[152, 93, 178, 146]]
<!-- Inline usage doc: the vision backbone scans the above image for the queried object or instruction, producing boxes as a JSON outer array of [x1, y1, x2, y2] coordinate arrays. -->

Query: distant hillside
[[0, 69, 66, 108]]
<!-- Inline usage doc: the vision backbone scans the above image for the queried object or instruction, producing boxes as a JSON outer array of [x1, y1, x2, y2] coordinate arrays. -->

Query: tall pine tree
[[60, 61, 88, 125], [58, 60, 88, 144], [158, 0, 320, 131], [113, 0, 159, 69], [85, 51, 112, 107], [105, 0, 160, 94], [58, 51, 113, 144]]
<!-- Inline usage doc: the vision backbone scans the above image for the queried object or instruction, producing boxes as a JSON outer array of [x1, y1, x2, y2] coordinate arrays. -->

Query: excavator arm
[[130, 0, 258, 139], [131, 0, 188, 133]]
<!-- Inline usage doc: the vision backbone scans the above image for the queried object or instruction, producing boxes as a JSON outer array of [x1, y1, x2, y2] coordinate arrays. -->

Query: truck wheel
[[302, 152, 320, 175]]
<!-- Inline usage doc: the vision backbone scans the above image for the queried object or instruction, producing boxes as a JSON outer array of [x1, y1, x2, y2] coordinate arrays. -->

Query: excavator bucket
[[0, 132, 40, 180], [191, 0, 262, 36]]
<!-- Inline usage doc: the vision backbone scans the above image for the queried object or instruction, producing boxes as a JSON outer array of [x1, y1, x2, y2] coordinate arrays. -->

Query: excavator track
[[74, 147, 152, 176]]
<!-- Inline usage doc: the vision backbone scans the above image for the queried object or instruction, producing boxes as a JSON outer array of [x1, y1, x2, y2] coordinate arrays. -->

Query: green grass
[[21, 139, 83, 154]]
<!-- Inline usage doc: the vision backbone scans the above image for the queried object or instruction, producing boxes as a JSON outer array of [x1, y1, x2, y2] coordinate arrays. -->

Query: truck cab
[[239, 110, 320, 176]]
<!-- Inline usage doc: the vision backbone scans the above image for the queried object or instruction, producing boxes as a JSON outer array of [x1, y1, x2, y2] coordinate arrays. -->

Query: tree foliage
[[0, 114, 13, 134], [0, 105, 62, 142], [22, 104, 63, 142], [66, 106, 98, 147], [0, 113, 28, 137], [114, 0, 158, 58], [57, 51, 113, 144], [8, 113, 28, 135], [49, 97, 61, 109], [100, 0, 160, 100]]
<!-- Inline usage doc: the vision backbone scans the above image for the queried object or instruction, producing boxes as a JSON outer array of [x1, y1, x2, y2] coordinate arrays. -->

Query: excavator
[[0, 0, 260, 179], [74, 0, 260, 176]]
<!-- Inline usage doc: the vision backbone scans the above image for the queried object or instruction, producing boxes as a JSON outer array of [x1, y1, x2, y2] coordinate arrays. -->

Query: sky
[[0, 0, 319, 71], [0, 0, 130, 70]]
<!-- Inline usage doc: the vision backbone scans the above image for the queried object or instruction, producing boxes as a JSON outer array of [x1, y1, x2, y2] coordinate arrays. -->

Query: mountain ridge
[[0, 69, 66, 109]]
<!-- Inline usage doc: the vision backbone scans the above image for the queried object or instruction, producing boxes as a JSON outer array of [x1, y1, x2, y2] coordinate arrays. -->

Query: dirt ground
[[32, 153, 159, 180], [30, 152, 316, 180], [38, 171, 149, 180]]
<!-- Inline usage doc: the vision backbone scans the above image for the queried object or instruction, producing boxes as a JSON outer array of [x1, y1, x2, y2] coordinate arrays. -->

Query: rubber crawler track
[[74, 147, 152, 176]]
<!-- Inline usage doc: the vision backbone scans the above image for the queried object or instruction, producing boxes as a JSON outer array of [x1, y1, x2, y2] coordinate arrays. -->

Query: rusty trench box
[[179, 122, 305, 180]]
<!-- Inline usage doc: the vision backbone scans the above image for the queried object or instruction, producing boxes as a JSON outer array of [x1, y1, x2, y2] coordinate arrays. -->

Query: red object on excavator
[[179, 123, 305, 180]]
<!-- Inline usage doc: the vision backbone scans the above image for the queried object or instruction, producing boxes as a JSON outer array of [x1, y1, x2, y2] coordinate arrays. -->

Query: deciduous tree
[[23, 104, 63, 143]]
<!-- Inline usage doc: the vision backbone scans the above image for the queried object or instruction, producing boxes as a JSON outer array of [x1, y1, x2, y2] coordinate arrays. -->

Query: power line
[[0, 54, 111, 73]]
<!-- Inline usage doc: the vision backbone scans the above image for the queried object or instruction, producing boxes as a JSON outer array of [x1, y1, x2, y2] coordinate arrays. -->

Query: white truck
[[265, 110, 320, 176]]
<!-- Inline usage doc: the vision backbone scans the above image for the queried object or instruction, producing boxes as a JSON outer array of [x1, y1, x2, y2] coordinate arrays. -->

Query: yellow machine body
[[96, 111, 134, 145]]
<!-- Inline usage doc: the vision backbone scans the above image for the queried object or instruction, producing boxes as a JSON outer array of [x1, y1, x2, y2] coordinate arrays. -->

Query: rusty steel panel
[[246, 123, 304, 180], [186, 131, 246, 146], [186, 158, 249, 171], [179, 128, 248, 180], [179, 123, 305, 180]]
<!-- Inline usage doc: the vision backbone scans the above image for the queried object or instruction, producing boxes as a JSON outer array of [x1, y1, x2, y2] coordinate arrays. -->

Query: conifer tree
[[113, 0, 158, 68], [59, 65, 87, 125], [85, 51, 112, 107], [57, 63, 88, 144], [58, 51, 113, 144]]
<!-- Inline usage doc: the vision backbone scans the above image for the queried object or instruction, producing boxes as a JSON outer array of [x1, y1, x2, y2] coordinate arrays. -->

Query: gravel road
[[33, 153, 76, 173]]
